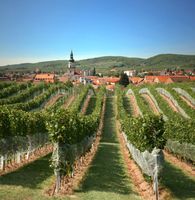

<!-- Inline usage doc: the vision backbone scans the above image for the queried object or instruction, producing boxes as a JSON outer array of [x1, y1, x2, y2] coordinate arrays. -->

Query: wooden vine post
[[0, 155, 5, 170], [54, 142, 61, 193], [153, 153, 159, 200], [26, 135, 32, 160]]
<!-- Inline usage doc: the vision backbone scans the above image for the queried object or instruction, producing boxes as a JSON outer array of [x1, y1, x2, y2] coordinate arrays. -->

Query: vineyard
[[0, 81, 195, 200]]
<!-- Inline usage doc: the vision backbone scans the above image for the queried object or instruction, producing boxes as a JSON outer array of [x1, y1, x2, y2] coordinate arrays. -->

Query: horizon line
[[1, 53, 195, 67]]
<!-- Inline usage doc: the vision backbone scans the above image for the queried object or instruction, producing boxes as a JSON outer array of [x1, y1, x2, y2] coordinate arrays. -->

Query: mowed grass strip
[[0, 96, 140, 200], [161, 160, 195, 200], [85, 96, 96, 115], [123, 96, 133, 115], [0, 154, 69, 200], [75, 96, 140, 200]]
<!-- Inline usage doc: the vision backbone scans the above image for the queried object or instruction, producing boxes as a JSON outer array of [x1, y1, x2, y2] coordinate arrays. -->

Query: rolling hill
[[0, 54, 195, 74]]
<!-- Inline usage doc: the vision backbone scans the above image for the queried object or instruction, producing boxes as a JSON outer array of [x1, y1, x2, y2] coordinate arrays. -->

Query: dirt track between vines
[[141, 94, 159, 115], [81, 95, 91, 114], [159, 94, 178, 112], [179, 95, 195, 109], [44, 94, 64, 108], [127, 94, 140, 117], [63, 95, 76, 109]]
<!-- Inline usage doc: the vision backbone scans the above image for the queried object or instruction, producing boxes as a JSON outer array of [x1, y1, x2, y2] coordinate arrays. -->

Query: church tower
[[67, 50, 76, 76], [68, 50, 75, 68]]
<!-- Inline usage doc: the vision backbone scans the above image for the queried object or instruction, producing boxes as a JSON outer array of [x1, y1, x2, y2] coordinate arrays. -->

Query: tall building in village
[[67, 50, 76, 76]]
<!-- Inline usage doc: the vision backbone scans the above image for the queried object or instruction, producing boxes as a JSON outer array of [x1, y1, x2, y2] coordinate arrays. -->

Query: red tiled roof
[[58, 76, 69, 82], [154, 76, 173, 83], [144, 76, 156, 81], [87, 76, 99, 80], [189, 76, 195, 81], [35, 73, 55, 79], [105, 77, 120, 83], [169, 76, 190, 82], [129, 77, 144, 84]]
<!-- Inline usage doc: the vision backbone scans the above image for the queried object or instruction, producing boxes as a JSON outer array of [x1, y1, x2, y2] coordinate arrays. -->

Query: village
[[0, 51, 195, 90]]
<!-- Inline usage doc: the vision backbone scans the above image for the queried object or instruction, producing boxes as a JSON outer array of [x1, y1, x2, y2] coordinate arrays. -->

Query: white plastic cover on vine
[[139, 88, 168, 121], [156, 88, 190, 119], [88, 89, 95, 96], [173, 88, 195, 106], [166, 139, 195, 162], [191, 88, 195, 92], [0, 133, 49, 170], [52, 133, 96, 173], [122, 132, 164, 177], [126, 89, 143, 116]]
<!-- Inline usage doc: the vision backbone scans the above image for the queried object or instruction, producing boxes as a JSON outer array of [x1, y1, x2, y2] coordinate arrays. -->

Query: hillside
[[144, 54, 195, 68], [0, 54, 195, 74], [77, 56, 144, 68]]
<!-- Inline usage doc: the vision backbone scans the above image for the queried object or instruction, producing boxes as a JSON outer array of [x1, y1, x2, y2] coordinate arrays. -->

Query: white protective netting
[[165, 139, 195, 162], [191, 87, 195, 92], [139, 88, 168, 121], [126, 89, 143, 116], [156, 88, 190, 119], [173, 88, 195, 106], [122, 132, 164, 177], [52, 133, 96, 173], [0, 133, 49, 170], [52, 133, 97, 193], [122, 131, 163, 196]]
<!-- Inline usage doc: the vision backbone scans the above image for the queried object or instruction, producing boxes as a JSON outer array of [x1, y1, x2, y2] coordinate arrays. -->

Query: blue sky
[[0, 0, 195, 65]]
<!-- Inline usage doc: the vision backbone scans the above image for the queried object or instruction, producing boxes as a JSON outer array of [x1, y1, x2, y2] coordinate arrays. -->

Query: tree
[[119, 72, 129, 87], [92, 67, 96, 76], [65, 80, 73, 88]]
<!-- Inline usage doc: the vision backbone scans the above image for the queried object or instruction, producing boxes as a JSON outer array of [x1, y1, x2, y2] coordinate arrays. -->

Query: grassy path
[[0, 154, 56, 200], [75, 97, 140, 200], [161, 160, 195, 200], [0, 96, 140, 200], [85, 96, 96, 115], [0, 154, 75, 200], [123, 96, 132, 115]]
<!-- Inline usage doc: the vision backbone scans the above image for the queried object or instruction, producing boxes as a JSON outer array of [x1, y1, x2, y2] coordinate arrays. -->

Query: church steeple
[[68, 50, 75, 69], [69, 50, 74, 62]]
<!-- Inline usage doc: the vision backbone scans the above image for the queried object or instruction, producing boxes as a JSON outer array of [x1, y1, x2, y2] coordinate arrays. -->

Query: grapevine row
[[0, 83, 49, 105], [46, 86, 105, 192], [0, 83, 29, 99], [0, 82, 13, 90], [127, 84, 195, 163], [0, 82, 74, 170], [2, 83, 67, 111]]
